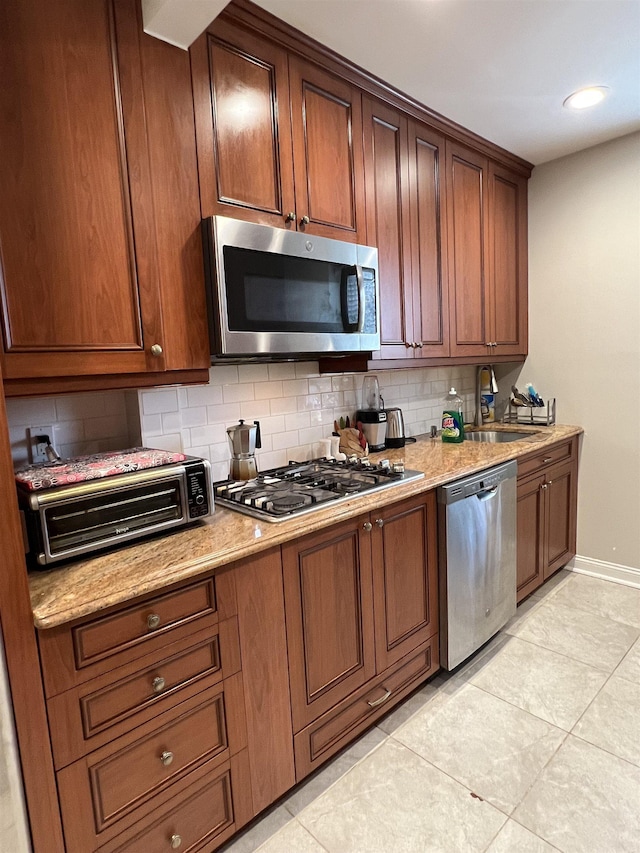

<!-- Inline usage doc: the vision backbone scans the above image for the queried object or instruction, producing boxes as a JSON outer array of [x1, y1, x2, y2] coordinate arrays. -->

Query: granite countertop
[[29, 423, 583, 629]]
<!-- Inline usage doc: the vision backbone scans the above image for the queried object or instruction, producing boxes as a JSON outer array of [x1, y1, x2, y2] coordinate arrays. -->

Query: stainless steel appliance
[[356, 374, 387, 451], [437, 460, 517, 670], [227, 419, 261, 480], [213, 457, 424, 523], [202, 215, 380, 357], [384, 407, 406, 448], [18, 456, 213, 566]]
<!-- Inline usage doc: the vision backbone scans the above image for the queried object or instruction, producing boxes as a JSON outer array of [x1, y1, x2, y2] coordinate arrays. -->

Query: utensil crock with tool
[[227, 419, 261, 480]]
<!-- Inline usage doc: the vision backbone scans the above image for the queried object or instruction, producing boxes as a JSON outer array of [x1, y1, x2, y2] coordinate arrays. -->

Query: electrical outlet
[[27, 425, 55, 465]]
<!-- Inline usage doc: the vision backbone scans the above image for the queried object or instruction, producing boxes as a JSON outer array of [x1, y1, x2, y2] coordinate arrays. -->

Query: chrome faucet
[[475, 365, 498, 426]]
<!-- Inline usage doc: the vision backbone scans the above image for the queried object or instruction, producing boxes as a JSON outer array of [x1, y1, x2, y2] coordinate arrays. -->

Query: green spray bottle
[[441, 387, 465, 443]]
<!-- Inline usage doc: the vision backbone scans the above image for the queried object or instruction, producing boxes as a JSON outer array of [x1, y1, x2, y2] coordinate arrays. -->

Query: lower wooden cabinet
[[517, 438, 579, 602], [282, 491, 440, 778]]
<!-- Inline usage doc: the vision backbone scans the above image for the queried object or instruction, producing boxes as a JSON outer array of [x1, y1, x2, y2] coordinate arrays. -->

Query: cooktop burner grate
[[213, 457, 424, 522]]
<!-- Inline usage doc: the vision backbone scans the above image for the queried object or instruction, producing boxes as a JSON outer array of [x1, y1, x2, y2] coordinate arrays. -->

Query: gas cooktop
[[213, 457, 424, 522]]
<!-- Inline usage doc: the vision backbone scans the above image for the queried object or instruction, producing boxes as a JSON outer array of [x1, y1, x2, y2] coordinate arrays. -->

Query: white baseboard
[[568, 555, 640, 589]]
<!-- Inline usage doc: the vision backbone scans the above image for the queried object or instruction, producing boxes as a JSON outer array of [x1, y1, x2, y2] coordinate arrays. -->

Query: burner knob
[[379, 459, 390, 469], [363, 521, 372, 532]]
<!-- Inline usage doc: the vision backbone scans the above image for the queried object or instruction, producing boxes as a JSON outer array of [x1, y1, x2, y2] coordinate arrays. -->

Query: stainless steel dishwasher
[[437, 460, 517, 670]]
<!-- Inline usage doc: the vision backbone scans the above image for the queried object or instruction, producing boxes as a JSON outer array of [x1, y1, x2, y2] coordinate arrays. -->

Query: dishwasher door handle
[[476, 487, 498, 501]]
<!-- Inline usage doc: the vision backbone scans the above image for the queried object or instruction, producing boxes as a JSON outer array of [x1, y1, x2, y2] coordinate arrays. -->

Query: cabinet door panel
[[409, 122, 449, 356], [545, 461, 577, 578], [363, 99, 412, 359], [372, 493, 439, 670], [489, 164, 527, 356], [0, 0, 158, 374], [192, 21, 295, 226], [446, 142, 489, 356], [282, 518, 375, 731], [517, 474, 545, 601], [290, 58, 365, 242]]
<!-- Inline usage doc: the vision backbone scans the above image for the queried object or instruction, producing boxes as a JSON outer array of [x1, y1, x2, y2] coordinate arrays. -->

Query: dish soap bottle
[[442, 388, 465, 443]]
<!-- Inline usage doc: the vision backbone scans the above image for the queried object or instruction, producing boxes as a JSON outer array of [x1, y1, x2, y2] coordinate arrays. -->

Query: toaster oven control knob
[[150, 344, 163, 357], [160, 750, 174, 767], [285, 211, 295, 222], [152, 676, 166, 694], [300, 215, 310, 226], [195, 494, 205, 505], [147, 613, 161, 630], [170, 835, 182, 849]]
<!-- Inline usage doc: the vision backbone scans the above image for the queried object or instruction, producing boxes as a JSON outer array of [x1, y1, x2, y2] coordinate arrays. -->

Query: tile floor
[[222, 570, 640, 853]]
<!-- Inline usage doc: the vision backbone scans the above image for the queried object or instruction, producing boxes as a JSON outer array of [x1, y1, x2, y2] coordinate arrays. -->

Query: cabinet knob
[[485, 342, 492, 348], [152, 676, 166, 694], [416, 342, 423, 348], [160, 750, 174, 767], [547, 480, 553, 486], [284, 212, 295, 222], [375, 518, 384, 528], [404, 342, 413, 349], [150, 343, 163, 357], [363, 521, 372, 532], [300, 215, 310, 226], [147, 613, 161, 630], [541, 483, 548, 490], [170, 834, 182, 849]]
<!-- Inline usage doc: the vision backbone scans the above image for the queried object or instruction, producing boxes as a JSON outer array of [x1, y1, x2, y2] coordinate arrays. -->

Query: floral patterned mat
[[15, 447, 187, 491]]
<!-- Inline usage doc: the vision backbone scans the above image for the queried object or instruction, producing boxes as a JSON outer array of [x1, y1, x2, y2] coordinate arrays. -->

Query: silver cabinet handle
[[375, 518, 384, 528], [367, 687, 392, 707], [300, 215, 310, 225], [170, 834, 182, 849], [150, 343, 163, 357], [547, 480, 553, 486], [543, 457, 553, 463], [152, 676, 166, 694], [284, 211, 295, 222], [160, 750, 174, 767], [363, 521, 372, 532], [147, 613, 161, 630]]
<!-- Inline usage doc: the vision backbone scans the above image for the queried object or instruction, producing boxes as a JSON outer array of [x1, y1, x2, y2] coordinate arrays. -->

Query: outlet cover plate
[[27, 425, 55, 465]]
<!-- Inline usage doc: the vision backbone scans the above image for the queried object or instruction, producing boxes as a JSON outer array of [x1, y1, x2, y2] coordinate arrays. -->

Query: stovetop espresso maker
[[227, 419, 261, 480]]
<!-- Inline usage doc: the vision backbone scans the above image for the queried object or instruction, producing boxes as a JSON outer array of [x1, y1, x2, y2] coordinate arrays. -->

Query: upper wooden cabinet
[[192, 19, 366, 242], [446, 141, 528, 359], [0, 0, 209, 394], [363, 98, 448, 360]]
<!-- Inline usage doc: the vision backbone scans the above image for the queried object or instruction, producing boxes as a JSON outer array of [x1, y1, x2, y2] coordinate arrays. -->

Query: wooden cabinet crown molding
[[219, 0, 533, 178]]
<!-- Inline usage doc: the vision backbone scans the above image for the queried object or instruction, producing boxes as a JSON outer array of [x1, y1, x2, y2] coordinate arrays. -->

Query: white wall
[[524, 131, 640, 570]]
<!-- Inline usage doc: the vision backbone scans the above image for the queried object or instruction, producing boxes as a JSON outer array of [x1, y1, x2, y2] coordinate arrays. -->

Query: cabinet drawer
[[58, 685, 231, 849], [39, 578, 219, 696], [517, 439, 574, 479], [294, 634, 438, 779], [99, 751, 252, 853], [47, 620, 241, 769]]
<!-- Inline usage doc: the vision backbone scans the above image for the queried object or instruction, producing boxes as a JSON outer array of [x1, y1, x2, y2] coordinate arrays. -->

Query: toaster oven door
[[35, 473, 189, 565]]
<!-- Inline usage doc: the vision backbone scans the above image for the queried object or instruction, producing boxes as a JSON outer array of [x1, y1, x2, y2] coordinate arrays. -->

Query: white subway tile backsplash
[[240, 399, 271, 419], [294, 362, 320, 378], [267, 363, 296, 380], [269, 397, 298, 416], [297, 394, 322, 412], [161, 411, 183, 433], [237, 364, 270, 383], [308, 377, 332, 394], [142, 414, 163, 436], [142, 389, 179, 415], [180, 407, 207, 428], [222, 383, 255, 404], [282, 378, 309, 397], [5, 397, 57, 425], [186, 384, 223, 408], [209, 365, 239, 385], [207, 402, 241, 423], [147, 433, 183, 452], [254, 380, 284, 400]]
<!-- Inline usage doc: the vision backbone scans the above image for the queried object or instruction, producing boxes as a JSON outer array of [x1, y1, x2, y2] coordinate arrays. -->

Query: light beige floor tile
[[220, 805, 292, 853], [573, 675, 640, 766], [514, 735, 640, 853], [255, 819, 327, 853], [615, 636, 640, 684], [394, 683, 566, 814], [550, 573, 640, 628], [284, 727, 386, 815], [485, 819, 558, 853], [470, 635, 608, 730], [507, 596, 639, 671], [297, 738, 506, 853]]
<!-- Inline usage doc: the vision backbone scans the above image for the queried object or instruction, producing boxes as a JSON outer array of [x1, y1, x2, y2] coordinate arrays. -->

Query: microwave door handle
[[355, 265, 365, 332]]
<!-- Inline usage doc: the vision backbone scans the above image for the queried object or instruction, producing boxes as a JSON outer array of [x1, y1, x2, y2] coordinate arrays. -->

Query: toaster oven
[[17, 456, 213, 567]]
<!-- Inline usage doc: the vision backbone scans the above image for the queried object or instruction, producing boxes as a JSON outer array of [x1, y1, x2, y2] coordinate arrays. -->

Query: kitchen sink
[[465, 430, 533, 443]]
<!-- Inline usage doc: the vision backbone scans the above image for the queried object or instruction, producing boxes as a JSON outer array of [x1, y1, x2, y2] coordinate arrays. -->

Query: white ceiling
[[250, 0, 640, 165]]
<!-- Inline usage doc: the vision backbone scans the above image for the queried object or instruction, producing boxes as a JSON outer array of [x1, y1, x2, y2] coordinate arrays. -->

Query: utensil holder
[[504, 398, 556, 426]]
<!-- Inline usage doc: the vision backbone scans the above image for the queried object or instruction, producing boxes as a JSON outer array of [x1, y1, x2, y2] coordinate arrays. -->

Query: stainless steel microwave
[[18, 457, 213, 566], [201, 215, 380, 358]]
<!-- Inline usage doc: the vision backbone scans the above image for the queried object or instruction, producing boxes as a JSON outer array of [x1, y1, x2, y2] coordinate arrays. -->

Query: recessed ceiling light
[[563, 86, 609, 110]]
